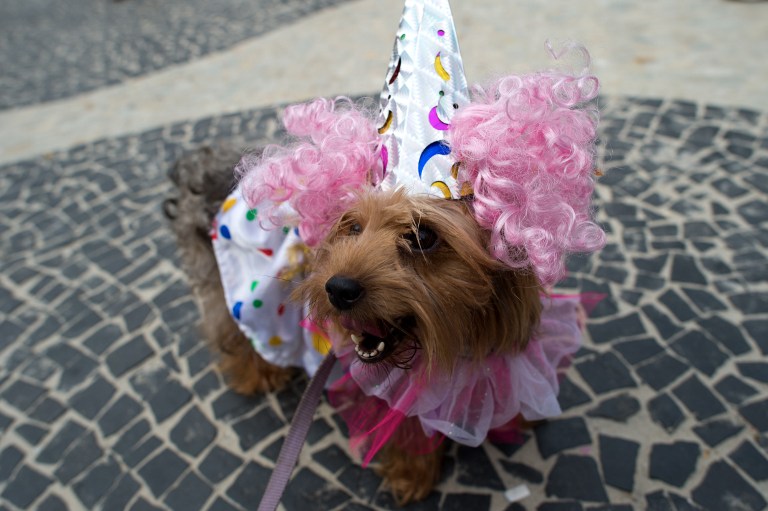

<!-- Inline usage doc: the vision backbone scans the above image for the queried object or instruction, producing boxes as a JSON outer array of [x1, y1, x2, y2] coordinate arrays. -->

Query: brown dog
[[165, 146, 545, 504]]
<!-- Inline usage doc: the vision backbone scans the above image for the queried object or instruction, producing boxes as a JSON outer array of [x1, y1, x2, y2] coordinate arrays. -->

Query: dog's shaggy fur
[[166, 146, 544, 504]]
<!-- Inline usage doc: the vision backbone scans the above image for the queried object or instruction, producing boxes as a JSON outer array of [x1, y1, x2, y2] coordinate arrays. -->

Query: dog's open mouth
[[339, 316, 415, 363]]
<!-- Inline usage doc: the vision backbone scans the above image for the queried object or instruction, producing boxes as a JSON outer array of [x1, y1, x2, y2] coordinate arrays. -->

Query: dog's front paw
[[378, 444, 443, 506]]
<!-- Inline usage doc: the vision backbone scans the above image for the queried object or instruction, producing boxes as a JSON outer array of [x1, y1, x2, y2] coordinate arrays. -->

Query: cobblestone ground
[[1, 96, 767, 510], [0, 0, 355, 110]]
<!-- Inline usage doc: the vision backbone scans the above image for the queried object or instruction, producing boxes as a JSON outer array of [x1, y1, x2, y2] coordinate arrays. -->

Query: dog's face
[[296, 189, 542, 371]]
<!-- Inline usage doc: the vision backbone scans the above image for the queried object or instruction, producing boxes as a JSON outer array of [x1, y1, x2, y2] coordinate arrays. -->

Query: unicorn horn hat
[[237, 0, 606, 286], [376, 0, 470, 200]]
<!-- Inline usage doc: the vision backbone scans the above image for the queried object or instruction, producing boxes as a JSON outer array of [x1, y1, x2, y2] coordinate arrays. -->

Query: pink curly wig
[[236, 97, 380, 246], [237, 63, 604, 285], [448, 70, 605, 286]]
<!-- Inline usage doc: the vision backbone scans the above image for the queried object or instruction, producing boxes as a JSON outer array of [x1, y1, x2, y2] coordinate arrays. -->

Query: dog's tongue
[[339, 316, 386, 338]]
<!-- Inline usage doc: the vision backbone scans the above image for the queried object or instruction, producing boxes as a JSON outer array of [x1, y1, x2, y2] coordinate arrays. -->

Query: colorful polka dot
[[219, 225, 231, 239], [268, 336, 283, 347], [437, 29, 445, 36], [250, 280, 259, 292], [258, 248, 274, 257], [312, 333, 331, 355], [232, 301, 243, 320], [277, 304, 285, 316], [282, 226, 290, 234], [246, 209, 257, 221], [222, 197, 237, 212], [252, 299, 263, 308]]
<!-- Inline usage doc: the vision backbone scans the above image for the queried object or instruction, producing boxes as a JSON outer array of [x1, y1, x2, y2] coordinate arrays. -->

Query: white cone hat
[[376, 0, 470, 199]]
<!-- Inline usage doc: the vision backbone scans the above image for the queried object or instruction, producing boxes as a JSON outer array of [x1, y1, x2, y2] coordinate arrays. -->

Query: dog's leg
[[377, 418, 444, 505], [166, 146, 293, 395]]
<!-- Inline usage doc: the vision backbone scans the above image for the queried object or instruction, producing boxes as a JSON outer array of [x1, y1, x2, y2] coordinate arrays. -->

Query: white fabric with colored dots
[[211, 187, 330, 376]]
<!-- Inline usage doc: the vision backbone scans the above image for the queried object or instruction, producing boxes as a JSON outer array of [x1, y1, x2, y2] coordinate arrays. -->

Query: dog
[[165, 56, 604, 503]]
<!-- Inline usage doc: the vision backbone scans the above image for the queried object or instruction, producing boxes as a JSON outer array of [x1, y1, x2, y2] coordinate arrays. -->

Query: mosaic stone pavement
[[1, 95, 767, 510], [0, 0, 355, 111]]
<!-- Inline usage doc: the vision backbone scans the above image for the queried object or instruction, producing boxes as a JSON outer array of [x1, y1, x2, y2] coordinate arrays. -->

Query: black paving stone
[[199, 446, 243, 484], [226, 462, 272, 509], [232, 407, 284, 451], [587, 394, 641, 422], [73, 456, 122, 508], [106, 334, 154, 377], [715, 375, 759, 405], [672, 375, 727, 421], [744, 319, 768, 354], [638, 352, 693, 390], [124, 435, 163, 468], [647, 393, 686, 433], [36, 420, 87, 463], [556, 376, 591, 411], [499, 460, 544, 484], [649, 441, 700, 487], [659, 289, 697, 322], [337, 463, 382, 502], [164, 472, 213, 511], [306, 417, 333, 445], [1, 379, 46, 411], [212, 390, 264, 420], [455, 445, 505, 490], [576, 352, 637, 394], [262, 437, 284, 463], [148, 378, 193, 424], [170, 405, 217, 457], [599, 435, 638, 492], [739, 398, 768, 432], [730, 291, 768, 315], [441, 493, 492, 511], [670, 254, 707, 285], [15, 423, 48, 445], [193, 370, 222, 399], [102, 473, 141, 511], [83, 323, 123, 355], [670, 330, 729, 376], [538, 503, 584, 511], [692, 461, 766, 511], [730, 441, 768, 482], [737, 362, 768, 384], [0, 465, 53, 508], [545, 455, 608, 502], [535, 418, 592, 459], [37, 494, 68, 511], [697, 316, 751, 355], [20, 356, 57, 383], [54, 431, 103, 484], [692, 418, 744, 447], [587, 313, 645, 344], [137, 448, 189, 498], [70, 374, 116, 419], [98, 394, 143, 437], [312, 444, 352, 475], [642, 304, 683, 340], [632, 254, 668, 273], [738, 199, 768, 225], [0, 445, 23, 482], [614, 337, 663, 365]]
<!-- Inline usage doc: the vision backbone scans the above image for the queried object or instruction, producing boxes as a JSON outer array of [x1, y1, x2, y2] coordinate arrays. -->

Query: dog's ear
[[486, 269, 542, 355]]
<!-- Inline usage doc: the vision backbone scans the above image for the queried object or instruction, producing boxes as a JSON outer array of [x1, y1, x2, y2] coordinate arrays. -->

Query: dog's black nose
[[325, 276, 365, 310]]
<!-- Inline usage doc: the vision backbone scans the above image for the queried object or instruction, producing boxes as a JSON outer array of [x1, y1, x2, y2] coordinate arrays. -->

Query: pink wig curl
[[448, 69, 606, 287], [237, 97, 380, 246]]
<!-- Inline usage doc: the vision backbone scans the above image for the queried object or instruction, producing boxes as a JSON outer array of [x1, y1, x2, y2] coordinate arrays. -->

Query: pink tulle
[[326, 295, 585, 463], [237, 98, 380, 246], [448, 71, 606, 286]]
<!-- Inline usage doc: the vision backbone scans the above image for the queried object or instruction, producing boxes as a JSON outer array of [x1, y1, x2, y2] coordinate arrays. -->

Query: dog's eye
[[349, 223, 362, 235], [404, 226, 439, 252]]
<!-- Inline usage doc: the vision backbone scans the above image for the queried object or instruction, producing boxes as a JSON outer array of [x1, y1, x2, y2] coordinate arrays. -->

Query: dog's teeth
[[354, 345, 361, 354], [377, 341, 385, 352], [350, 334, 362, 345]]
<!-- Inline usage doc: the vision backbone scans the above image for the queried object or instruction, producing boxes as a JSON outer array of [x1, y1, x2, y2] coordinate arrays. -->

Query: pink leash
[[257, 352, 337, 511]]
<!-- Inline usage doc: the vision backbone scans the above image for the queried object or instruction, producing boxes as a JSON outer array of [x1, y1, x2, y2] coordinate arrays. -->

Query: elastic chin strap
[[257, 352, 338, 511]]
